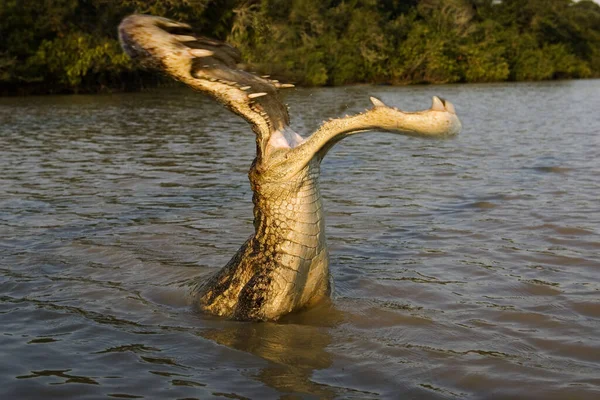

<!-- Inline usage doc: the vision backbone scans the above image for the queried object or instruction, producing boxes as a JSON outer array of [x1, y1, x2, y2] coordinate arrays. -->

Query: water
[[1, 81, 599, 399]]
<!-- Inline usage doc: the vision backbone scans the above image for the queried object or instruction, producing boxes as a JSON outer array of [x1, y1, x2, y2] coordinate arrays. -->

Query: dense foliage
[[1, 0, 599, 94]]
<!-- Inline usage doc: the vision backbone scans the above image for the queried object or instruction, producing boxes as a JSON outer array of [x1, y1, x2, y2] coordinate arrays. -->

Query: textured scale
[[196, 159, 329, 320], [118, 15, 461, 321]]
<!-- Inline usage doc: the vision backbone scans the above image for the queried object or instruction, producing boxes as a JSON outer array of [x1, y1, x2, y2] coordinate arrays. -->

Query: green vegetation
[[1, 0, 599, 94]]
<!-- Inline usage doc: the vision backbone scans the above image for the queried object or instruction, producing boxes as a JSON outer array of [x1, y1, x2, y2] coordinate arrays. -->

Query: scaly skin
[[118, 14, 462, 321], [196, 159, 329, 321], [193, 96, 462, 321]]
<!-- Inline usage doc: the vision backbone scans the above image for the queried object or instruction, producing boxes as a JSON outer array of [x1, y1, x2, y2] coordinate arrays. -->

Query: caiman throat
[[119, 14, 462, 321]]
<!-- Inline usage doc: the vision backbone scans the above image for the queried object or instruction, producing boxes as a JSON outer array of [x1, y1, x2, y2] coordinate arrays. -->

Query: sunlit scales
[[119, 14, 461, 321]]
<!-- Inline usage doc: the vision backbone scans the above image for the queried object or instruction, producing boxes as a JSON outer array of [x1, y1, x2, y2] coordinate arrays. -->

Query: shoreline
[[2, 76, 599, 97]]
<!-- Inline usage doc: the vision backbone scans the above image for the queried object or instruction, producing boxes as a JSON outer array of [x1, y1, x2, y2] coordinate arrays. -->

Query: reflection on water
[[202, 302, 341, 399], [1, 80, 600, 399]]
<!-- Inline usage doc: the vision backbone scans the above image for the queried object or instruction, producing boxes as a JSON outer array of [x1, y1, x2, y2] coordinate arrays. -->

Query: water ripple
[[1, 81, 600, 398]]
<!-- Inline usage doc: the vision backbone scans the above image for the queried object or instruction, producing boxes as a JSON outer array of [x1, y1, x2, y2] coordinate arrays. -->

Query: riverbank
[[1, 0, 599, 96]]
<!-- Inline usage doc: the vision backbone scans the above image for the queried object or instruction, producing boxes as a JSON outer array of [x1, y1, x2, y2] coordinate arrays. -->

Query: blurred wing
[[118, 14, 292, 138]]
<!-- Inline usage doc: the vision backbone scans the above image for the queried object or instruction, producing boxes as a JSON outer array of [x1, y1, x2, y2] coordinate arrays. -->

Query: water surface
[[1, 81, 599, 399]]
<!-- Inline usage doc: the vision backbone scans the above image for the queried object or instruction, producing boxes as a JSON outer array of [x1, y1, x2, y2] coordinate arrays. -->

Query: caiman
[[118, 15, 462, 321]]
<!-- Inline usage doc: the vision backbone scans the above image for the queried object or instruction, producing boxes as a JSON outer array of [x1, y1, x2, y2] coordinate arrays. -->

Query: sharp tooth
[[174, 35, 197, 42], [444, 100, 456, 114], [160, 21, 192, 29], [369, 97, 386, 107], [248, 92, 267, 98], [431, 96, 445, 111], [189, 49, 214, 57]]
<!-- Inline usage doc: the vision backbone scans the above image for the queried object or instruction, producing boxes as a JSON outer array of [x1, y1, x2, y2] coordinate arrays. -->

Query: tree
[[1, 0, 599, 94]]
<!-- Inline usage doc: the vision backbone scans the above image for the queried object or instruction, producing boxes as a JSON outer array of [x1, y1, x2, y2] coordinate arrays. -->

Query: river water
[[1, 81, 599, 399]]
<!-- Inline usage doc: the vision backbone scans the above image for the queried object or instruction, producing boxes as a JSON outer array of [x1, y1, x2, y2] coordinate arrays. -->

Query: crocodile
[[119, 15, 462, 321]]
